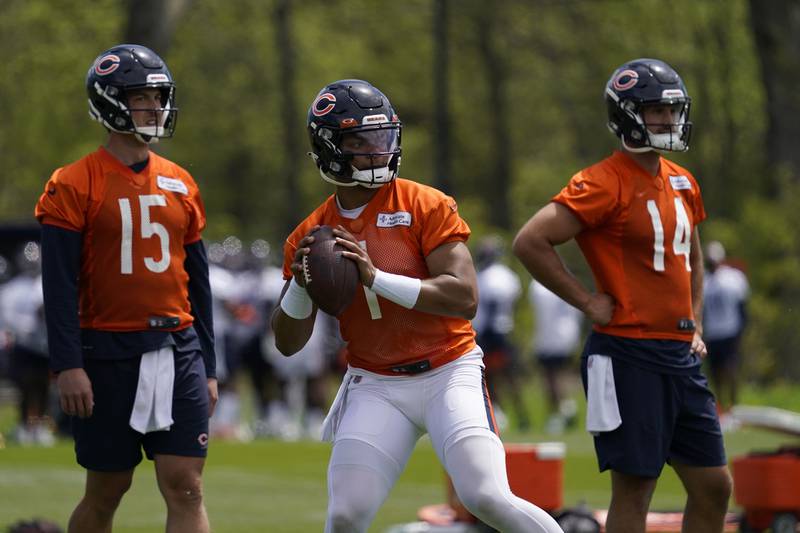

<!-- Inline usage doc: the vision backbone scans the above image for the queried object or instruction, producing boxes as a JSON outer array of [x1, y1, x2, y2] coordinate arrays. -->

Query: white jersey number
[[118, 194, 170, 274], [646, 198, 692, 272], [359, 240, 383, 320]]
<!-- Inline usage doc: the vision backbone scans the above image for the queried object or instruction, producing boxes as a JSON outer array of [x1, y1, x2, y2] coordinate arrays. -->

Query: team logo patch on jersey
[[157, 175, 189, 195], [669, 175, 692, 190], [95, 54, 121, 76], [377, 211, 412, 227], [312, 92, 337, 117]]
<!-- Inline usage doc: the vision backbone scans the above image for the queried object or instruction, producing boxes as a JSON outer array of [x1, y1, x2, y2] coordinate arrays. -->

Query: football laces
[[301, 254, 312, 285]]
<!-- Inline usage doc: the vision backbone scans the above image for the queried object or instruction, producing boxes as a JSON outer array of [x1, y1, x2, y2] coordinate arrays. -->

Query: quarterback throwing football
[[272, 79, 563, 533]]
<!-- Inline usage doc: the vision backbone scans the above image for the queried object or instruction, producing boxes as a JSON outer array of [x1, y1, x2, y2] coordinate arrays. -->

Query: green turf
[[1, 383, 797, 532]]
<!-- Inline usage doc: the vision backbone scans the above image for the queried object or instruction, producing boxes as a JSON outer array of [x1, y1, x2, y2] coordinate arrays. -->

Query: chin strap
[[621, 136, 654, 153]]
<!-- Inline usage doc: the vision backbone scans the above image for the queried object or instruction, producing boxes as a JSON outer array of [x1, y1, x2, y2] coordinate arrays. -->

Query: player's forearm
[[513, 234, 590, 313], [271, 307, 316, 355], [690, 230, 704, 333], [185, 240, 216, 379], [40, 224, 84, 372], [414, 273, 477, 319]]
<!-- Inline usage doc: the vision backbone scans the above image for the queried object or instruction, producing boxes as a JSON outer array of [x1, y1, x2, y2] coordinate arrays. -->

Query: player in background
[[0, 242, 53, 445], [472, 235, 529, 431], [35, 44, 216, 533], [528, 279, 583, 434], [272, 79, 563, 533], [702, 240, 749, 418], [513, 59, 731, 532]]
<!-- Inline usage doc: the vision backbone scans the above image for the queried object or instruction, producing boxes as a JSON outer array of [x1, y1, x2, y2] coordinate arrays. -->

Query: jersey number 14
[[646, 198, 692, 272]]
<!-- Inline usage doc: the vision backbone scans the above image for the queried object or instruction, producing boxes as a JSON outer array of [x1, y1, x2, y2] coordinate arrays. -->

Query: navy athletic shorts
[[72, 347, 210, 472], [580, 354, 726, 478], [706, 336, 741, 371]]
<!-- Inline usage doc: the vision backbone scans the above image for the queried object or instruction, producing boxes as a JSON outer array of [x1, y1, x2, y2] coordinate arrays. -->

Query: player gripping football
[[271, 79, 563, 533]]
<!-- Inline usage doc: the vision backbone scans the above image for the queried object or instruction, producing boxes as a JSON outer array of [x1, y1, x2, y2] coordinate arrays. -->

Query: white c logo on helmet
[[95, 54, 121, 76], [312, 93, 337, 117], [612, 69, 639, 91]]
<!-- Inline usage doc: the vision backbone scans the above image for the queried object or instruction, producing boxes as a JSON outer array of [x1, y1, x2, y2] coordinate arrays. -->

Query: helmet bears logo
[[612, 69, 639, 91], [94, 54, 120, 76], [312, 93, 337, 117]]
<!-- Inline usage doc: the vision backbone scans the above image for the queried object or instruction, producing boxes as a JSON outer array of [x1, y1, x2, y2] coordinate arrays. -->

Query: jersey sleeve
[[282, 216, 321, 280], [419, 193, 471, 257], [34, 168, 89, 232], [184, 185, 207, 245], [686, 172, 707, 225], [282, 235, 299, 280], [552, 168, 618, 229]]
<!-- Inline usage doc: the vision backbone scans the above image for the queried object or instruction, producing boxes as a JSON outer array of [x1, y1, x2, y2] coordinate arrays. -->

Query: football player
[[513, 59, 732, 532], [35, 44, 216, 533], [272, 80, 563, 533], [703, 240, 749, 416]]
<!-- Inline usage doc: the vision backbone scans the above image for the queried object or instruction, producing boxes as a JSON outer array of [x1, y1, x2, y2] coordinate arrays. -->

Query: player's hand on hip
[[333, 225, 377, 286], [207, 378, 219, 417], [584, 293, 615, 326], [290, 225, 320, 287], [691, 332, 707, 358], [56, 368, 94, 418]]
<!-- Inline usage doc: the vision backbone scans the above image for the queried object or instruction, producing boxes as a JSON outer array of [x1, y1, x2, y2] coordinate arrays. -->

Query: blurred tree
[[474, 0, 511, 231], [274, 0, 302, 237], [432, 0, 452, 195], [124, 0, 191, 55], [748, 0, 800, 193]]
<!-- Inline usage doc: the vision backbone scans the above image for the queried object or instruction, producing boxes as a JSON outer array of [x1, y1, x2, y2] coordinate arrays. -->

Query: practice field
[[0, 422, 794, 532]]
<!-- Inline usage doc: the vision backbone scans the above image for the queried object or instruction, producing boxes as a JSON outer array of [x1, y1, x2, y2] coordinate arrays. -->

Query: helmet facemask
[[89, 83, 177, 144], [126, 86, 177, 144], [310, 121, 402, 188], [607, 89, 692, 153]]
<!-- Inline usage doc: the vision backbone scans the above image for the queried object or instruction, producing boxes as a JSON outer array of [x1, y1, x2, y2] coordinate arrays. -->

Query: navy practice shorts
[[581, 356, 726, 478], [73, 347, 210, 472], [706, 336, 741, 371]]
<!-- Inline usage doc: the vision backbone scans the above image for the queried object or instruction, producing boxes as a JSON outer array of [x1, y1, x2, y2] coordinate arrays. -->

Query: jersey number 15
[[118, 194, 170, 274]]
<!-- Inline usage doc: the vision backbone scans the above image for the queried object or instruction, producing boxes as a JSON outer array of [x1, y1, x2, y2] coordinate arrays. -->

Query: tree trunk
[[748, 0, 800, 193], [432, 0, 452, 195], [274, 0, 302, 237], [475, 2, 511, 230], [124, 0, 191, 55]]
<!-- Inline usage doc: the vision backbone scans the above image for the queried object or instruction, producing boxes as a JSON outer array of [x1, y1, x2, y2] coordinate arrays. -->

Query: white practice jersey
[[529, 280, 582, 356], [473, 263, 521, 336], [0, 273, 47, 355], [703, 265, 749, 341]]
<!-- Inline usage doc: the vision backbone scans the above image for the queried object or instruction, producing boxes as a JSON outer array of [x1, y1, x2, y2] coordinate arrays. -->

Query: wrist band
[[280, 278, 313, 319], [371, 269, 422, 309]]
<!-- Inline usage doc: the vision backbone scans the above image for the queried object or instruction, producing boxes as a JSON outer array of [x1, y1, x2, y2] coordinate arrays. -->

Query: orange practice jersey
[[553, 150, 706, 341], [35, 146, 206, 331], [283, 178, 476, 374]]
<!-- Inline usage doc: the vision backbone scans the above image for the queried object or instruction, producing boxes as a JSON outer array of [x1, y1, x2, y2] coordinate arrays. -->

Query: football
[[302, 225, 360, 316]]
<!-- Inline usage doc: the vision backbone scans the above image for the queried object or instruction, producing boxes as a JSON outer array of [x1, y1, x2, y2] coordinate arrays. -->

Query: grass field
[[1, 381, 798, 532]]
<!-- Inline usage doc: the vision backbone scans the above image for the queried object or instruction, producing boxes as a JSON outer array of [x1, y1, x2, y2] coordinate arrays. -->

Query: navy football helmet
[[605, 58, 692, 152], [86, 44, 177, 144], [307, 80, 402, 188]]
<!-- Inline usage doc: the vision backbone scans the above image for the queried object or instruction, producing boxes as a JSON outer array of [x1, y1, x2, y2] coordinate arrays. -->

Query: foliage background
[[1, 0, 798, 381]]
